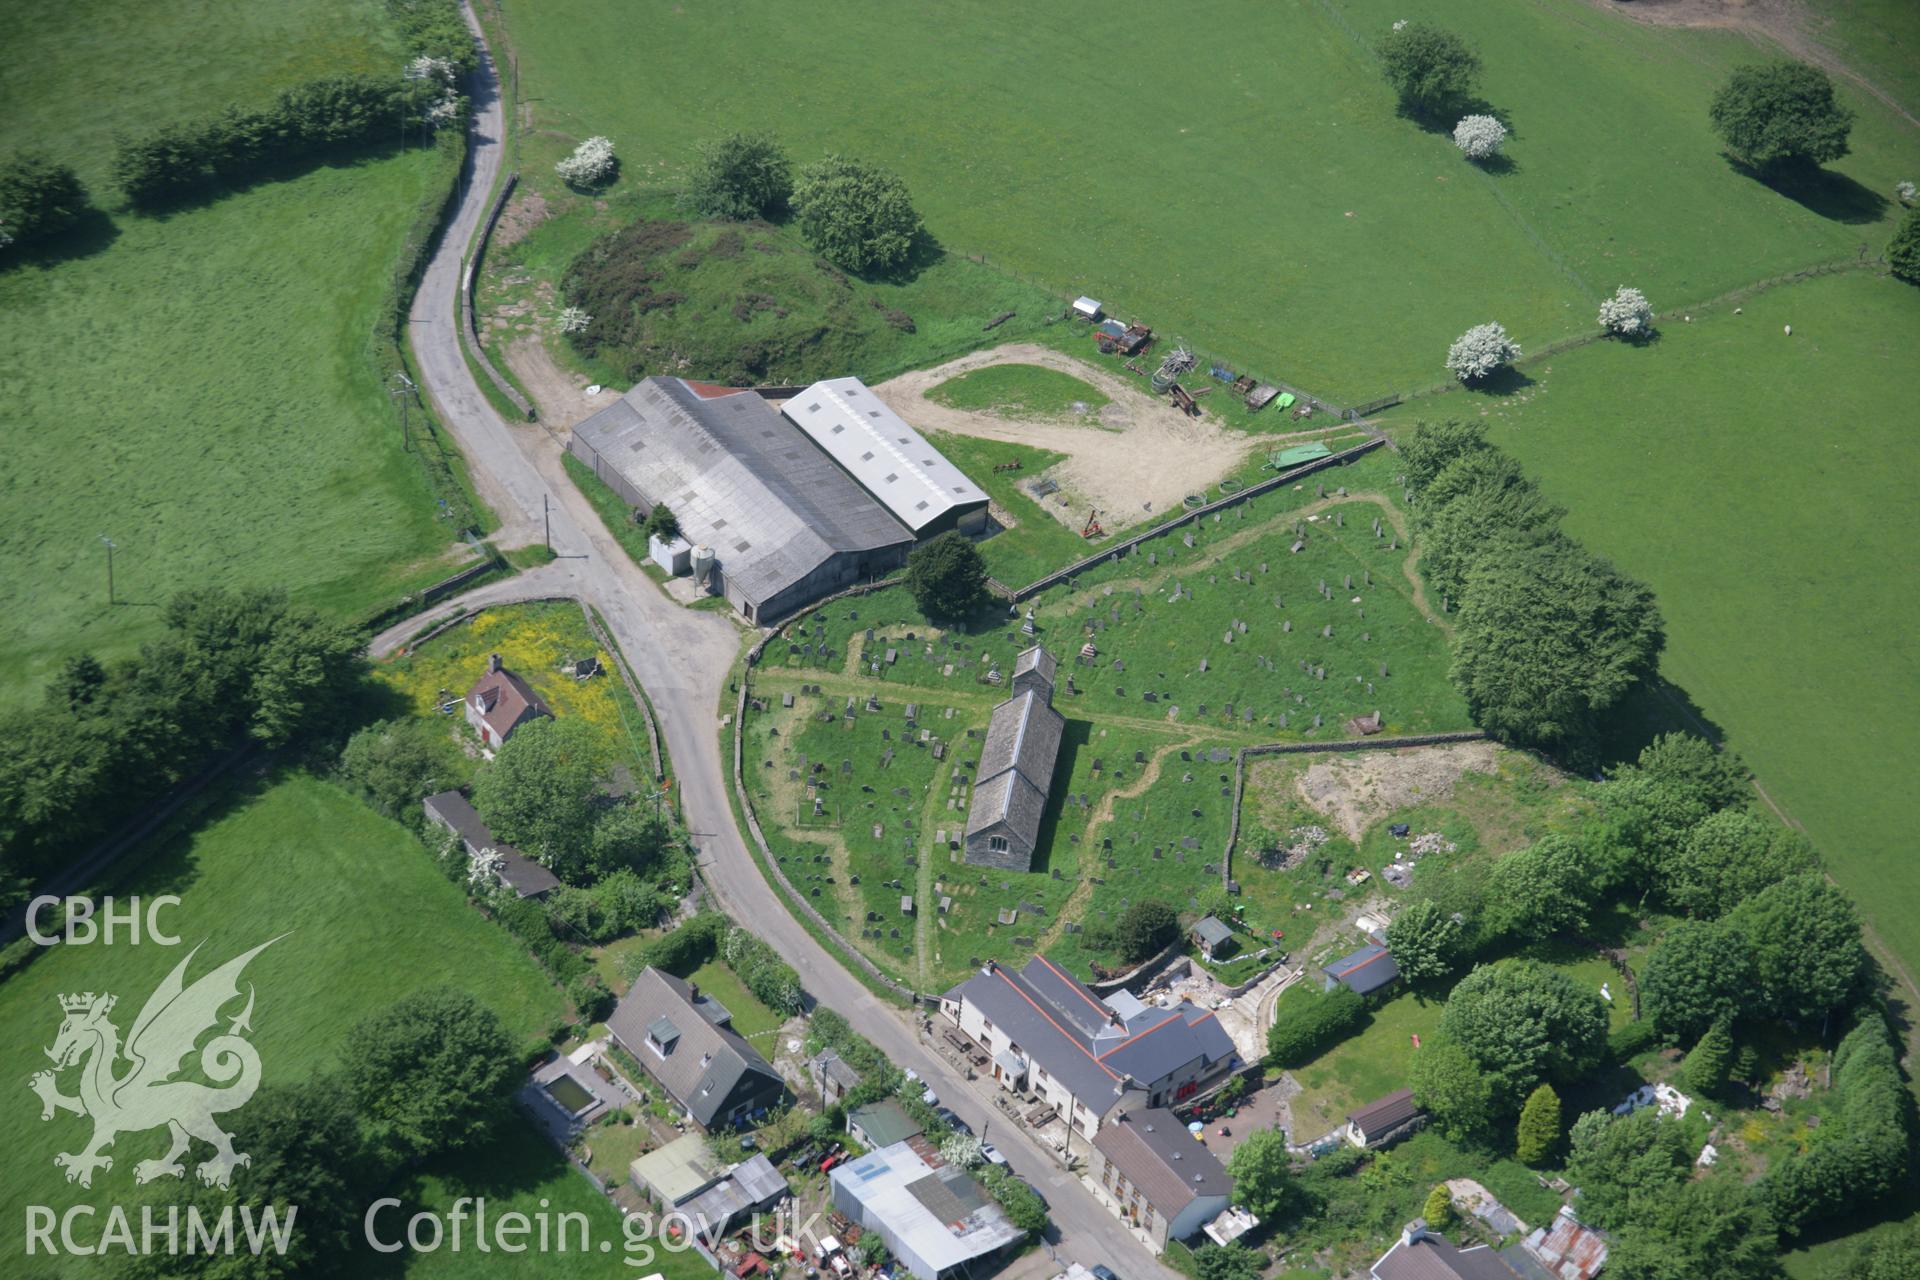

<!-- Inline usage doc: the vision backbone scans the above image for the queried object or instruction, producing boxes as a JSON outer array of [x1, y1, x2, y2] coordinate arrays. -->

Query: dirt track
[[874, 343, 1278, 534]]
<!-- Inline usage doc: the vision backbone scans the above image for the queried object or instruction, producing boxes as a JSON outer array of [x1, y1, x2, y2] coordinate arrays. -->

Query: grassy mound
[[929, 363, 1111, 418], [562, 216, 924, 384]]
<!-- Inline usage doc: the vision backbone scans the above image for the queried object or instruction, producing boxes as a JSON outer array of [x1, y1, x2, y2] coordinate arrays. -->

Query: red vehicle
[[820, 1151, 845, 1173]]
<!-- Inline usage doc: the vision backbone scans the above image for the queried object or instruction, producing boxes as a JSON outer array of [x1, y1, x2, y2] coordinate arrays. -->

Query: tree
[[1598, 286, 1655, 338], [1385, 898, 1465, 986], [1266, 983, 1366, 1067], [1401, 418, 1493, 492], [1725, 874, 1865, 1021], [1452, 541, 1663, 752], [940, 1132, 984, 1168], [1113, 898, 1179, 963], [1665, 809, 1819, 918], [1423, 1182, 1457, 1230], [1445, 322, 1521, 383], [555, 135, 617, 188], [1889, 207, 1920, 285], [1565, 1107, 1690, 1229], [1226, 1130, 1302, 1222], [342, 988, 519, 1163], [1193, 1244, 1266, 1280], [1683, 1019, 1735, 1097], [1411, 1036, 1497, 1142], [1378, 23, 1482, 119], [589, 801, 674, 882], [1841, 1222, 1920, 1280], [904, 531, 988, 621], [641, 502, 682, 543], [0, 150, 91, 245], [471, 716, 607, 877], [976, 1166, 1047, 1236], [1514, 1083, 1562, 1165], [1441, 961, 1608, 1107], [1621, 732, 1749, 812], [792, 154, 921, 274], [1416, 449, 1564, 603], [1607, 1175, 1779, 1280], [336, 717, 460, 822], [1710, 61, 1853, 174], [1642, 918, 1751, 1044], [1597, 774, 1713, 886], [683, 131, 792, 220], [1453, 115, 1507, 160], [1487, 834, 1599, 938]]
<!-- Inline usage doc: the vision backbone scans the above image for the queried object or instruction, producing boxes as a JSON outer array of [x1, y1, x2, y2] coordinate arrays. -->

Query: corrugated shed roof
[[782, 378, 987, 535], [831, 1142, 1023, 1273], [572, 378, 910, 606], [1093, 1099, 1231, 1218]]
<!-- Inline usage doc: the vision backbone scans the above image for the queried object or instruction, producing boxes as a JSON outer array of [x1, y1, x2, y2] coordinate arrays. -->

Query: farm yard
[[0, 0, 475, 710]]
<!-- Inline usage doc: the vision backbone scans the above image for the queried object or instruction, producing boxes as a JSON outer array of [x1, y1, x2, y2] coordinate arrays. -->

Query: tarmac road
[[397, 9, 1183, 1276]]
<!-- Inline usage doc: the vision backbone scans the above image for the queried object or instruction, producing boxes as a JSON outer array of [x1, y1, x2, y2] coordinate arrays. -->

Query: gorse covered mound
[[560, 216, 916, 385]]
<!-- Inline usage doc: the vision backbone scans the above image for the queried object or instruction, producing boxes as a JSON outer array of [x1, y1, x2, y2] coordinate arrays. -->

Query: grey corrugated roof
[[572, 378, 910, 607], [608, 968, 781, 1127], [1094, 1099, 1231, 1218], [782, 378, 987, 535], [1324, 943, 1400, 995]]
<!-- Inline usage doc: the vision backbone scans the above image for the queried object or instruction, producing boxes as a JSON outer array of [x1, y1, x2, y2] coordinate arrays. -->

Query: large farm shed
[[570, 377, 913, 621], [781, 378, 990, 538]]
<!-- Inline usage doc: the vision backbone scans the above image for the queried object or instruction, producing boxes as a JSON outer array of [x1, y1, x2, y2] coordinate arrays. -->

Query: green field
[[1438, 270, 1920, 989], [928, 363, 1110, 419], [0, 773, 569, 1271], [492, 0, 1918, 403], [0, 0, 469, 709]]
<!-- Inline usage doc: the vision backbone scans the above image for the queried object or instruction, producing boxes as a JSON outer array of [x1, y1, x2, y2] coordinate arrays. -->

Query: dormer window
[[646, 1016, 679, 1059]]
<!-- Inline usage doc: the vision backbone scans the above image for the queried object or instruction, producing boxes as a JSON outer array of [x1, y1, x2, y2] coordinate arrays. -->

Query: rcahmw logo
[[24, 937, 299, 1259]]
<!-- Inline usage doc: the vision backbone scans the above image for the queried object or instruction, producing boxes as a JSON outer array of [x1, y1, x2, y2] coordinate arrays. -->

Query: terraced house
[[939, 955, 1240, 1146]]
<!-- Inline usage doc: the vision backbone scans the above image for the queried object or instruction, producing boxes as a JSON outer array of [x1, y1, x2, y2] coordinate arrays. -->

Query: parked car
[[980, 1141, 1007, 1166], [1091, 1267, 1121, 1280]]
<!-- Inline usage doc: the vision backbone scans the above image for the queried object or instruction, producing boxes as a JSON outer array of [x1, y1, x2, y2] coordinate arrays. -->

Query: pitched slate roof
[[467, 661, 549, 739], [1193, 916, 1233, 948], [608, 967, 781, 1127], [1371, 1233, 1521, 1280], [1094, 1096, 1231, 1219], [781, 378, 987, 536], [1348, 1088, 1422, 1137], [1012, 644, 1056, 691], [571, 377, 911, 608], [949, 957, 1237, 1115], [1324, 942, 1401, 995], [964, 688, 1064, 848], [494, 850, 561, 898]]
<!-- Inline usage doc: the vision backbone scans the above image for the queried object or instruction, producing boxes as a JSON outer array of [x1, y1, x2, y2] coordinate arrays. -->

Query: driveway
[[399, 9, 1180, 1276]]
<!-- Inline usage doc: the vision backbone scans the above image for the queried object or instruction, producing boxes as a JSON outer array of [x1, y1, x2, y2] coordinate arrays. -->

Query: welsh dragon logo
[[28, 937, 282, 1189]]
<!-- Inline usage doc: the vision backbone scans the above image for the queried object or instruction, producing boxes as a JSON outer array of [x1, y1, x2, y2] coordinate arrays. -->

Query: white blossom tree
[[1453, 114, 1507, 161], [556, 136, 617, 188], [940, 1133, 984, 1169], [1597, 286, 1654, 338], [1899, 180, 1917, 206], [467, 848, 505, 888], [558, 306, 592, 333], [1445, 322, 1521, 382]]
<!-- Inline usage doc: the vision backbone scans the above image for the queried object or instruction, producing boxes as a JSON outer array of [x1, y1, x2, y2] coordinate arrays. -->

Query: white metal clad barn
[[782, 378, 989, 539], [569, 378, 912, 621]]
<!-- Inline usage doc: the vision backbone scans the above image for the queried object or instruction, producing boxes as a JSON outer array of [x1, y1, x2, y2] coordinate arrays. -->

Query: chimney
[[688, 981, 700, 1003], [1402, 1219, 1428, 1248], [488, 653, 503, 673]]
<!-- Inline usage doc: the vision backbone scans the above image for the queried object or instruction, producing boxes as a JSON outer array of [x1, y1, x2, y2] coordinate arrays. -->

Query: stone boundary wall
[[1006, 437, 1386, 600], [1221, 730, 1491, 886], [462, 171, 536, 421]]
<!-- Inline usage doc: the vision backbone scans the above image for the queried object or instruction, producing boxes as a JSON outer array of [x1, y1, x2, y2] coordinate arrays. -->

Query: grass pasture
[[927, 363, 1110, 419], [492, 0, 1918, 404], [1451, 270, 1920, 985], [0, 772, 568, 1273], [0, 0, 472, 710]]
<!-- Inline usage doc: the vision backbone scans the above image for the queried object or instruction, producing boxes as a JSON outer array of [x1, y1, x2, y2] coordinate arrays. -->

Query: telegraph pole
[[99, 535, 116, 605], [544, 494, 552, 551], [390, 370, 416, 452]]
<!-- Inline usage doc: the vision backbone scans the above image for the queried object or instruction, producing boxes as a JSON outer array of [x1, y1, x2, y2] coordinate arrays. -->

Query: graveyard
[[739, 450, 1477, 991]]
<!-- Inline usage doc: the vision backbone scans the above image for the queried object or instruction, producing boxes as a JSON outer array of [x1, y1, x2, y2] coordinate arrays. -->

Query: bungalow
[[608, 968, 786, 1131], [1191, 915, 1235, 962], [421, 790, 560, 900], [1322, 940, 1400, 997], [465, 652, 551, 749], [1371, 1219, 1522, 1280], [1089, 1093, 1233, 1253], [1346, 1088, 1425, 1150]]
